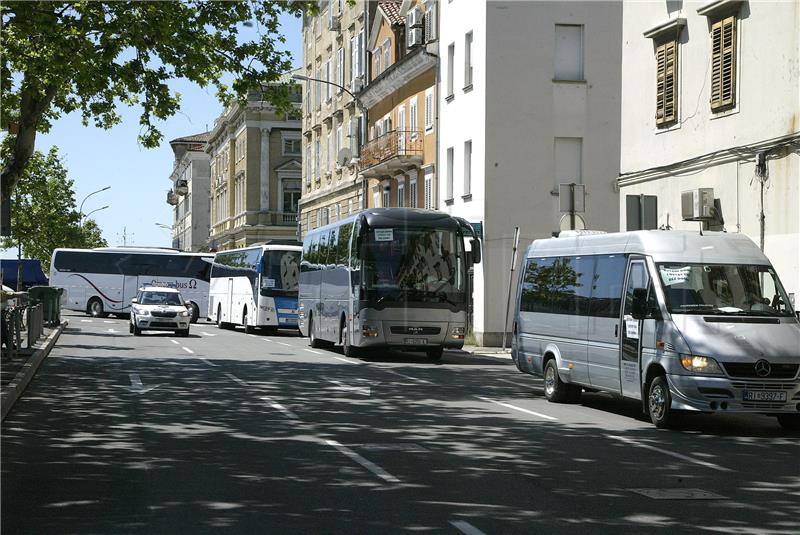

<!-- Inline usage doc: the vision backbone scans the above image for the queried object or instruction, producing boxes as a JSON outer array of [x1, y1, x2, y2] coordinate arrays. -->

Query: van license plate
[[405, 338, 426, 345], [743, 391, 787, 402]]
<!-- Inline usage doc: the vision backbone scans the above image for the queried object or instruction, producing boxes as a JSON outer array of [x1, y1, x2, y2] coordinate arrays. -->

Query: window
[[283, 136, 301, 155], [464, 140, 472, 196], [314, 140, 321, 181], [398, 181, 405, 207], [374, 48, 382, 77], [337, 221, 352, 266], [710, 15, 736, 111], [282, 179, 301, 214], [326, 132, 331, 173], [306, 144, 312, 184], [383, 39, 391, 69], [337, 47, 345, 90], [305, 72, 311, 114], [325, 60, 331, 101], [590, 255, 626, 318], [336, 125, 343, 163], [409, 175, 418, 208], [315, 68, 321, 109], [348, 198, 353, 216], [447, 43, 455, 97], [373, 186, 380, 208], [424, 88, 434, 132], [655, 39, 678, 126], [554, 24, 584, 81], [446, 147, 454, 200], [410, 97, 418, 138], [424, 3, 437, 41], [424, 168, 433, 209], [464, 31, 473, 88], [382, 185, 390, 208], [554, 137, 582, 190]]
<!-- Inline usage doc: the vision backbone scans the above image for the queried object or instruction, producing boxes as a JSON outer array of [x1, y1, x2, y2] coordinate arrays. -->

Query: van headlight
[[680, 354, 723, 375]]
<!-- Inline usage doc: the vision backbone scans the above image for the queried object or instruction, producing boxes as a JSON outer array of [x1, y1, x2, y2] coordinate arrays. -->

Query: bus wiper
[[435, 291, 458, 307]]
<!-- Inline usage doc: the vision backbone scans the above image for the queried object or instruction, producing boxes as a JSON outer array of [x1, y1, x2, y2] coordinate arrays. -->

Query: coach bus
[[299, 208, 482, 360], [208, 242, 302, 333], [50, 247, 213, 322], [511, 229, 800, 430]]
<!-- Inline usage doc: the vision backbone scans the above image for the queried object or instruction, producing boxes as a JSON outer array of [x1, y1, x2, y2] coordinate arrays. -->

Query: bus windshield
[[658, 263, 794, 317], [261, 250, 301, 294], [363, 227, 465, 304]]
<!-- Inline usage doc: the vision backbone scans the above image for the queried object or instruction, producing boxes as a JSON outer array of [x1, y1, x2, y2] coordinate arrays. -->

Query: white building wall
[[441, 1, 621, 345], [619, 0, 800, 310], [438, 0, 488, 343]]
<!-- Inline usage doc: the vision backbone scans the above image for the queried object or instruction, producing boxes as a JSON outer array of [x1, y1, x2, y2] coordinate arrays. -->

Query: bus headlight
[[362, 325, 379, 337], [679, 354, 723, 375], [451, 327, 465, 339]]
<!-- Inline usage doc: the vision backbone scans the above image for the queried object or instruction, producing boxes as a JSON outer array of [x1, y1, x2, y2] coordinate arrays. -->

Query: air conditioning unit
[[328, 17, 340, 31], [407, 7, 422, 28], [408, 28, 423, 48], [681, 188, 714, 220], [175, 179, 189, 196]]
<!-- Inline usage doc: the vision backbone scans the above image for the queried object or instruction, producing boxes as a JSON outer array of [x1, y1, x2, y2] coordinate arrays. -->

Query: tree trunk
[[1, 83, 58, 203]]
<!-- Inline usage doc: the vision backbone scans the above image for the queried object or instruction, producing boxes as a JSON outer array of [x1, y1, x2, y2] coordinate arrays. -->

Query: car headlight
[[179, 310, 190, 317], [133, 307, 150, 316], [680, 354, 723, 375]]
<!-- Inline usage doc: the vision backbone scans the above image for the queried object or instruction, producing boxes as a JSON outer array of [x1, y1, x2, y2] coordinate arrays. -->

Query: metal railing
[[1, 303, 44, 360], [361, 130, 424, 168]]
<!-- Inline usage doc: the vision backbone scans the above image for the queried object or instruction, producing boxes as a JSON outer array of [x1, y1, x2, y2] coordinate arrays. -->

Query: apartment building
[[166, 132, 211, 251], [619, 0, 800, 311], [298, 0, 371, 235], [439, 1, 622, 345], [359, 0, 438, 210], [207, 83, 303, 250]]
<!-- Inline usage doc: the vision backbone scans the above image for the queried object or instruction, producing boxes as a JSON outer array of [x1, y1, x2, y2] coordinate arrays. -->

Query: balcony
[[358, 48, 436, 108], [360, 130, 424, 175]]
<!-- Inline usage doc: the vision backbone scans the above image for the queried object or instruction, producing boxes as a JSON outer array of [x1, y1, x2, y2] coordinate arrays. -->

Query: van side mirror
[[631, 288, 648, 320], [470, 239, 481, 264]]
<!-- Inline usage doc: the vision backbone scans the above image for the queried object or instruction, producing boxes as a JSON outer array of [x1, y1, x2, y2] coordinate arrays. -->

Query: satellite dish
[[559, 213, 586, 232], [337, 148, 352, 167]]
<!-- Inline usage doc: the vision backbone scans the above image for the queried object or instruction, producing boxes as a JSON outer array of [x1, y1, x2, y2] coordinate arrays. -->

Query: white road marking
[[325, 440, 400, 483], [247, 334, 259, 338], [224, 373, 249, 387], [326, 379, 371, 396], [262, 338, 273, 342], [475, 395, 558, 421], [107, 328, 119, 334], [331, 356, 359, 364], [379, 368, 435, 386], [182, 347, 194, 354], [126, 373, 158, 394], [200, 358, 218, 367], [276, 341, 292, 347], [170, 340, 179, 345], [260, 396, 300, 420], [497, 377, 536, 389], [450, 520, 488, 535], [80, 320, 93, 323], [606, 435, 733, 473], [200, 331, 217, 337], [103, 320, 114, 324], [304, 348, 323, 355]]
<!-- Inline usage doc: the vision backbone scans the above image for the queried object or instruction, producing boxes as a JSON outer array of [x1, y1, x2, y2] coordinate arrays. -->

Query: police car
[[129, 286, 191, 337]]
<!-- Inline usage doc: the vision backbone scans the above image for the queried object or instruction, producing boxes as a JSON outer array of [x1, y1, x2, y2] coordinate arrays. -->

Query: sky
[[2, 9, 304, 259]]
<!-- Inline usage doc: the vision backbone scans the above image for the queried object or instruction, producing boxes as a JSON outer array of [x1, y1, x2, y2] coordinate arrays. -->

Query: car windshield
[[139, 291, 183, 306], [363, 226, 465, 304], [658, 263, 794, 317]]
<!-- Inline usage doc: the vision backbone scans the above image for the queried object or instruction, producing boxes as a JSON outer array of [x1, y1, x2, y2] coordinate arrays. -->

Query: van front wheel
[[543, 359, 569, 403], [648, 375, 676, 428]]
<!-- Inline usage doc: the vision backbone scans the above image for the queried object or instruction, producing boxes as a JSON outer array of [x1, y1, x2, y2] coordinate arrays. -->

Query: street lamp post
[[79, 186, 111, 218], [81, 205, 109, 227]]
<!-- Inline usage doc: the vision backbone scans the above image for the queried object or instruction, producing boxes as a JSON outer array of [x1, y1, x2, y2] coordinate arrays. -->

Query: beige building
[[298, 0, 371, 235], [207, 84, 303, 250], [360, 0, 438, 210]]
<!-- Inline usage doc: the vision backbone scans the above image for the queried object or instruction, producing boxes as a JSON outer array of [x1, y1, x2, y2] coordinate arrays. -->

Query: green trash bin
[[27, 286, 62, 326]]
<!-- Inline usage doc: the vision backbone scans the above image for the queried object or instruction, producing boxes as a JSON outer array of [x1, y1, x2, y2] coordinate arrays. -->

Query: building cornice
[[643, 17, 687, 40]]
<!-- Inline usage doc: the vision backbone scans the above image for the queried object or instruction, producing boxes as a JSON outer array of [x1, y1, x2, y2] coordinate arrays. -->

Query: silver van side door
[[620, 257, 649, 400]]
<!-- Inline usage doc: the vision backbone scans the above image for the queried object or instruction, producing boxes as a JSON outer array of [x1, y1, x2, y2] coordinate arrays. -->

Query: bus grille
[[390, 326, 441, 335]]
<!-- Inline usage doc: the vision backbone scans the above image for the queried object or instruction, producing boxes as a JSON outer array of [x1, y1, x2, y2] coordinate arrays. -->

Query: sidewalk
[[1, 320, 68, 421], [458, 345, 513, 360]]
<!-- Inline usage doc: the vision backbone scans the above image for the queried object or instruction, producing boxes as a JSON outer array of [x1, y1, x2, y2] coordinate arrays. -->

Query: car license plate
[[743, 391, 787, 402], [405, 338, 427, 345]]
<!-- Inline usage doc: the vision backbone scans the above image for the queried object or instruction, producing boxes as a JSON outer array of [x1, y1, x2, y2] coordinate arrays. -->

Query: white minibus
[[512, 230, 800, 429]]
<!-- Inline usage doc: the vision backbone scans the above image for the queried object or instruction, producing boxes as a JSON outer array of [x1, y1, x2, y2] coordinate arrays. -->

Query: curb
[[1, 319, 68, 422]]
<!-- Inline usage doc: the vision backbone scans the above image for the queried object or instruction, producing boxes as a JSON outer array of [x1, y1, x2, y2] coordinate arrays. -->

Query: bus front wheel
[[88, 298, 107, 318], [242, 308, 253, 334], [343, 326, 359, 357]]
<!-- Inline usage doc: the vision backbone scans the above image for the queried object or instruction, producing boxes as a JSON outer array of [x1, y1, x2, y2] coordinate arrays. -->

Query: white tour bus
[[299, 208, 482, 360], [50, 247, 213, 322], [512, 230, 800, 430], [208, 242, 302, 333]]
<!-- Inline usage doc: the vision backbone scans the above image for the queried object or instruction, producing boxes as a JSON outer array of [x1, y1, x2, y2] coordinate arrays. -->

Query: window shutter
[[711, 16, 736, 110], [655, 40, 677, 126]]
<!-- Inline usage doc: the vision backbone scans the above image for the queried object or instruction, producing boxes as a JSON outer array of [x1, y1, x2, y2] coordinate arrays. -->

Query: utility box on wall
[[681, 188, 714, 220]]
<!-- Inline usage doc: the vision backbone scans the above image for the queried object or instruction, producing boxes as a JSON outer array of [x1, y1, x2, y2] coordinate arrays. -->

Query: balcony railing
[[361, 130, 424, 169]]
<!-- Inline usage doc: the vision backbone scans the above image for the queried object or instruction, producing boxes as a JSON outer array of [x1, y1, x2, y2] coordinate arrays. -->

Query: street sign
[[559, 183, 585, 213], [470, 222, 483, 240]]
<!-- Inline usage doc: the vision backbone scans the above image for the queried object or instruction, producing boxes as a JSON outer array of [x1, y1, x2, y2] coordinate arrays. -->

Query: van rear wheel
[[543, 358, 569, 403]]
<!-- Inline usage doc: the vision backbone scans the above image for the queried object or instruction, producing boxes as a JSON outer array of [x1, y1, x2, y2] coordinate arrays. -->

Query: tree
[[0, 1, 315, 202], [0, 144, 107, 272]]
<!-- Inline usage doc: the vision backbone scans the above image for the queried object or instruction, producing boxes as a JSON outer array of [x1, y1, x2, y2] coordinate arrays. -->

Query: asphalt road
[[2, 311, 798, 534]]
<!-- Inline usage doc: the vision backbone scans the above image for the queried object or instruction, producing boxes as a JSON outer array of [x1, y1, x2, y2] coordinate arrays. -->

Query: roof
[[379, 1, 404, 25], [169, 132, 211, 145]]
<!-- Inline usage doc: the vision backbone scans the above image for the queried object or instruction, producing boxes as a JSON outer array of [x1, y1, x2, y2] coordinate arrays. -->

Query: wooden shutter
[[655, 40, 677, 126], [711, 16, 736, 110]]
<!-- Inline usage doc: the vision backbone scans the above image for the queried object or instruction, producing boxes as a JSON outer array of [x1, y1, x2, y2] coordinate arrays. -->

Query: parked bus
[[50, 247, 213, 322], [299, 208, 482, 360], [512, 229, 800, 430], [208, 242, 302, 333]]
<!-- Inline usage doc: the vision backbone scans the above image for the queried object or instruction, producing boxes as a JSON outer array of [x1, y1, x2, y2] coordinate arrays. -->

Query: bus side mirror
[[470, 239, 481, 264], [631, 288, 647, 320]]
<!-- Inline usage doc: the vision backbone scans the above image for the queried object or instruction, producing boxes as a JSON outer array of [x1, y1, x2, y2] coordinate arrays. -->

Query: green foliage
[[0, 143, 107, 272]]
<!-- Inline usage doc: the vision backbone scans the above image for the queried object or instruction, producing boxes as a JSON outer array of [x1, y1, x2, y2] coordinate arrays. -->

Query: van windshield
[[657, 263, 794, 317]]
